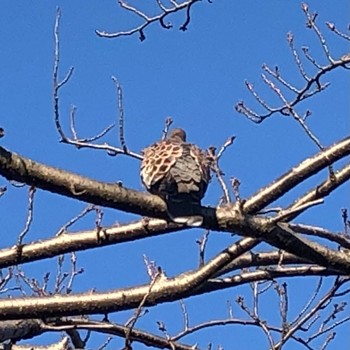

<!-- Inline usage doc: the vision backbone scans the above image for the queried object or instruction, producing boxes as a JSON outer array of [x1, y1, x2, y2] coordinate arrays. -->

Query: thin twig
[[216, 136, 235, 160], [263, 62, 301, 92], [162, 117, 173, 140], [287, 32, 310, 81], [98, 336, 113, 350], [53, 10, 138, 159], [272, 199, 324, 223], [56, 205, 96, 235], [235, 3, 350, 151], [301, 3, 334, 63], [180, 300, 190, 330], [124, 271, 162, 349], [112, 76, 128, 152], [96, 0, 201, 40], [326, 22, 350, 41], [53, 7, 74, 142], [17, 186, 36, 245], [207, 140, 234, 203], [196, 230, 210, 267], [236, 295, 275, 348], [66, 252, 84, 294], [274, 277, 347, 348]]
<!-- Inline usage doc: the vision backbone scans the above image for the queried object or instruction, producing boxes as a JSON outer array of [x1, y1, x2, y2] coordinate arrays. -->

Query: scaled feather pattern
[[140, 128, 211, 226]]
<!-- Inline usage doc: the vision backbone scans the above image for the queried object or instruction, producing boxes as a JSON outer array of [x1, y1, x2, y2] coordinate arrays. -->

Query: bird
[[140, 128, 211, 226]]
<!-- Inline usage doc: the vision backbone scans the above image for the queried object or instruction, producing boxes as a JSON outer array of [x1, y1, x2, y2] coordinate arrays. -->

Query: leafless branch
[[143, 254, 160, 281], [65, 253, 84, 294], [274, 277, 349, 348], [124, 271, 182, 348], [287, 32, 310, 81], [236, 294, 275, 348], [0, 3, 348, 350], [53, 9, 141, 160], [96, 0, 202, 40], [162, 117, 173, 140], [17, 186, 36, 246], [290, 223, 350, 249], [207, 138, 235, 204], [243, 136, 350, 215], [56, 204, 97, 235], [0, 238, 260, 319], [235, 4, 350, 149], [97, 336, 113, 350], [272, 198, 324, 223], [301, 3, 334, 63], [53, 7, 74, 142], [326, 22, 350, 41], [196, 229, 210, 267], [112, 76, 128, 153], [341, 208, 350, 235], [0, 268, 16, 294], [44, 318, 196, 350]]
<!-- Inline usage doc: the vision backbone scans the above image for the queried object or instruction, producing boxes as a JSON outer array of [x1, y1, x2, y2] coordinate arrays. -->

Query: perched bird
[[141, 128, 211, 226]]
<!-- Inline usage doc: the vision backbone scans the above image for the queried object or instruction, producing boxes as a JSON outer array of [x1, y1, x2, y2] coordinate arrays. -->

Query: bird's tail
[[166, 197, 204, 227]]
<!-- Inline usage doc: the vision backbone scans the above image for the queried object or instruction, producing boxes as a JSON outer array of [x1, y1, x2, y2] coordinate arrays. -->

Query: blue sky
[[0, 1, 349, 349]]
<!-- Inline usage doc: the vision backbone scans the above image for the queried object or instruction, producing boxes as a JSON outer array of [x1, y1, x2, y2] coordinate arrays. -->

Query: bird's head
[[167, 128, 187, 143]]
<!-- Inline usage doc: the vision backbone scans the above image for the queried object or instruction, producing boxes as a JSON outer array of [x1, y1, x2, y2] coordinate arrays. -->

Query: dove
[[141, 128, 211, 226]]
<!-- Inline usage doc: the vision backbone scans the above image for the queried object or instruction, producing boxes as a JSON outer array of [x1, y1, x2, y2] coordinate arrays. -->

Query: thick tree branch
[[290, 223, 350, 248], [0, 137, 349, 280], [243, 135, 350, 213], [0, 135, 349, 225], [0, 261, 341, 321], [6, 314, 265, 350], [0, 219, 181, 269], [46, 319, 195, 350], [216, 212, 350, 274], [215, 251, 308, 277], [1, 203, 350, 279], [0, 238, 259, 320], [0, 222, 348, 321], [284, 162, 350, 220], [0, 319, 45, 342], [0, 337, 69, 350], [0, 146, 168, 219]]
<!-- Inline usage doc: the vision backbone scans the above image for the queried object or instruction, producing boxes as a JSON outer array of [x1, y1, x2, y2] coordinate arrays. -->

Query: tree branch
[[0, 238, 259, 320], [243, 135, 350, 214], [96, 0, 202, 40], [0, 219, 181, 269]]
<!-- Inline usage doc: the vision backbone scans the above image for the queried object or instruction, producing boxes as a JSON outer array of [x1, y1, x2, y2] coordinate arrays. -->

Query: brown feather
[[140, 128, 211, 226]]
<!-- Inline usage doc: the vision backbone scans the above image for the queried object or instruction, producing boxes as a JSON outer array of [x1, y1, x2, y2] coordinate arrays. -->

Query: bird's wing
[[189, 145, 211, 185], [140, 140, 183, 190]]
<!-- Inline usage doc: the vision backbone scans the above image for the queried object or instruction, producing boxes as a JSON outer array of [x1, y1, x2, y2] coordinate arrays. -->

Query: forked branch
[[96, 0, 202, 41]]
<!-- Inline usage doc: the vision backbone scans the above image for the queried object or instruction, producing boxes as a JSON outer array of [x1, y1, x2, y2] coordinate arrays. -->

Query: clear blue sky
[[0, 1, 349, 349]]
